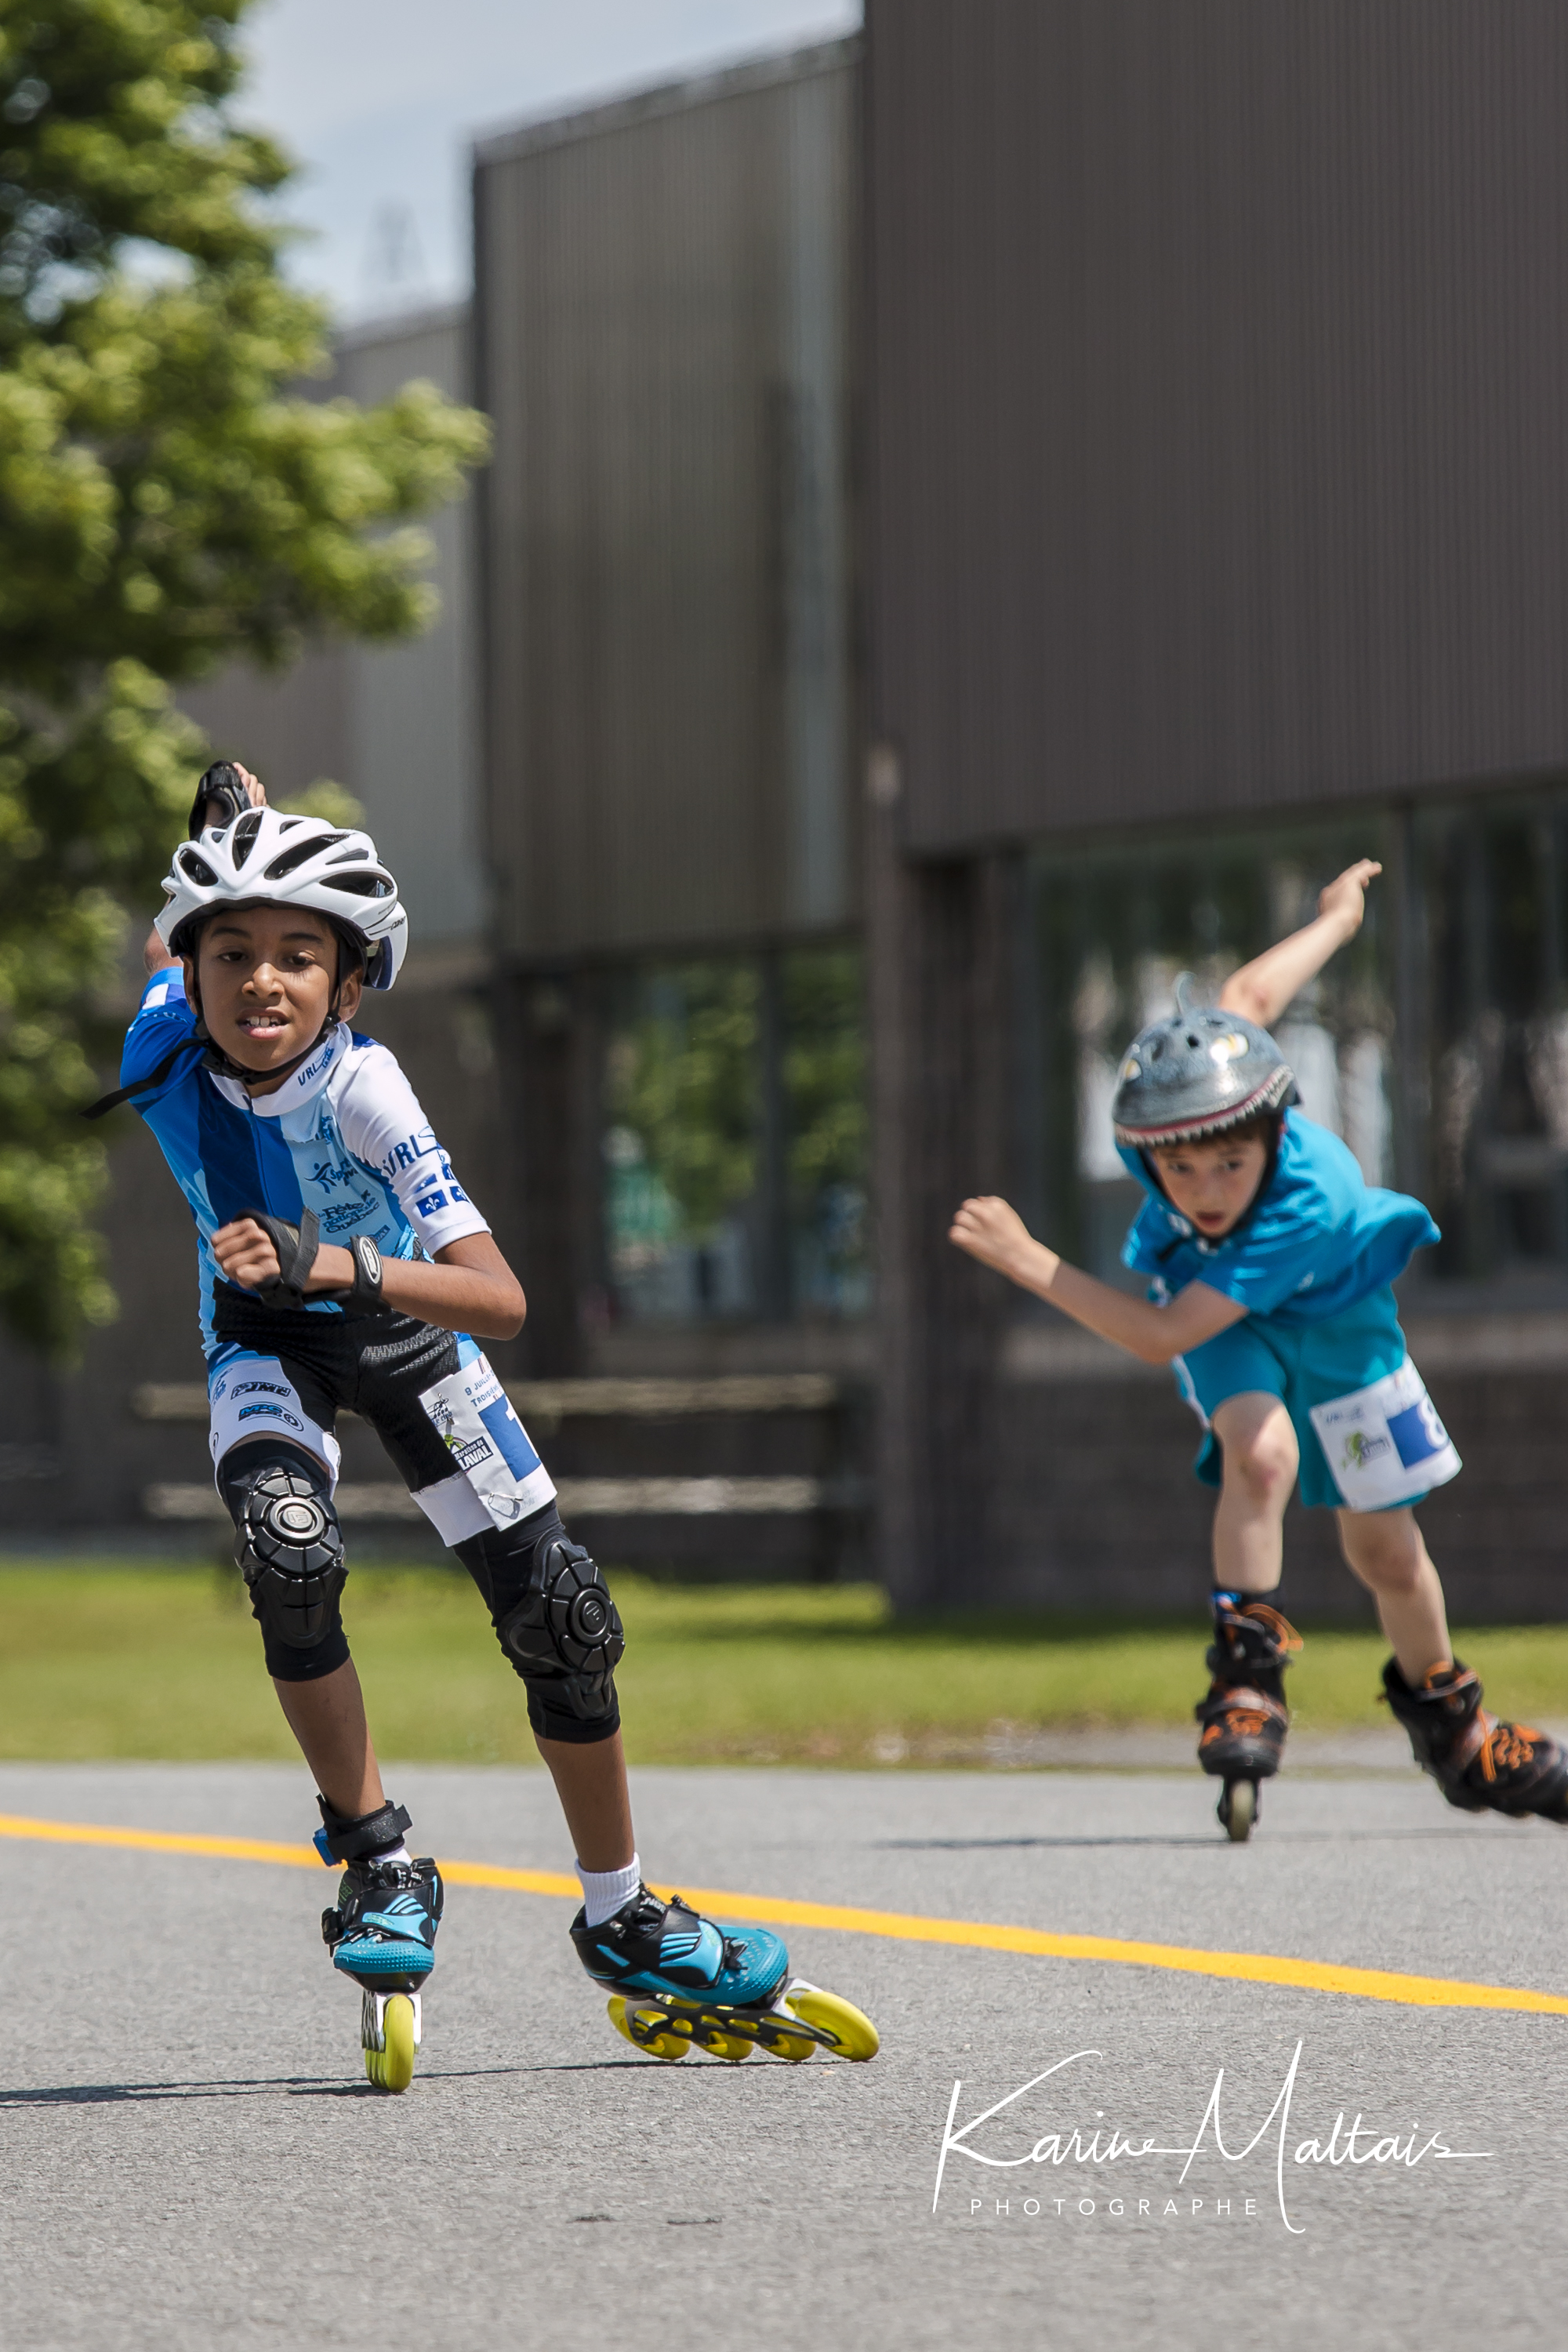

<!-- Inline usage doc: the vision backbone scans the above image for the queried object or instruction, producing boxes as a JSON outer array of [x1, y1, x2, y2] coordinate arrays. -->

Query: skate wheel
[[1221, 1780, 1257, 1842], [782, 1984, 880, 2062], [699, 2029, 754, 2064], [608, 1996, 691, 2062], [364, 1994, 417, 2092]]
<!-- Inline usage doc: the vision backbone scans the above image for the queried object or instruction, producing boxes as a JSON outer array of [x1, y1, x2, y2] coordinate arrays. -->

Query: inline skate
[[571, 1885, 879, 2064], [315, 1799, 441, 2092], [1195, 1592, 1302, 1841], [1382, 1659, 1568, 1823]]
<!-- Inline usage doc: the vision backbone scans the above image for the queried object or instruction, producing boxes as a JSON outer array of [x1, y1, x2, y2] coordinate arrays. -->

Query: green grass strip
[[1, 1563, 1564, 1766]]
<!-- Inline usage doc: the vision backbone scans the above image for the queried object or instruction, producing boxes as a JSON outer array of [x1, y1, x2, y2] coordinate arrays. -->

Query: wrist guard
[[343, 1232, 386, 1311], [190, 760, 252, 836], [244, 1208, 321, 1308]]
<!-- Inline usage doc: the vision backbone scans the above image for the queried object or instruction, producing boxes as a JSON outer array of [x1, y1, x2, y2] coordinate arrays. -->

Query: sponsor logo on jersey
[[237, 1403, 303, 1429], [445, 1433, 494, 1473], [232, 1380, 289, 1399], [309, 1154, 358, 1192], [321, 1199, 374, 1234]]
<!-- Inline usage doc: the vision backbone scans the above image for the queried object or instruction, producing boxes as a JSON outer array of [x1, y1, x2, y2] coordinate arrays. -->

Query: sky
[[240, 0, 861, 323]]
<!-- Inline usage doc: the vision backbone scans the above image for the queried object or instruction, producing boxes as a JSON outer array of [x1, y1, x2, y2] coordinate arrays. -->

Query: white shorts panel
[[1308, 1360, 1461, 1511], [417, 1351, 556, 1532], [207, 1356, 341, 1490]]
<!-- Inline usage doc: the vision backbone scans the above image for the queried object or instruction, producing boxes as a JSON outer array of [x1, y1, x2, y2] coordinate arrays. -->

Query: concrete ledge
[[142, 1475, 864, 1523], [132, 1374, 844, 1426], [1002, 1307, 1568, 1381]]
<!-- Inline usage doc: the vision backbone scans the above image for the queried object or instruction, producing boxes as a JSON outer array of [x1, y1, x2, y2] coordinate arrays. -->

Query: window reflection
[[601, 947, 869, 1323], [1034, 829, 1396, 1287]]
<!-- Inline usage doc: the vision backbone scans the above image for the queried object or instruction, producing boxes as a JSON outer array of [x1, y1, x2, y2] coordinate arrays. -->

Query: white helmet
[[156, 808, 408, 991]]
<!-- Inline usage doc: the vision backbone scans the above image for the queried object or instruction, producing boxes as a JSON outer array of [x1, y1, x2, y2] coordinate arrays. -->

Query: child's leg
[[1210, 1392, 1298, 1591], [1335, 1507, 1451, 1682], [1196, 1392, 1302, 1837], [273, 1660, 387, 1819], [535, 1730, 636, 1872]]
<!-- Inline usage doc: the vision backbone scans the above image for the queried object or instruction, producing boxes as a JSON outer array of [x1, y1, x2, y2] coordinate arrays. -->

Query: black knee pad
[[458, 1511, 623, 1743], [220, 1443, 350, 1682]]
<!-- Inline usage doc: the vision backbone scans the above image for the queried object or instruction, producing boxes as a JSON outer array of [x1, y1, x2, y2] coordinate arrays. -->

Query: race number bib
[[418, 1351, 556, 1528], [1308, 1361, 1461, 1510]]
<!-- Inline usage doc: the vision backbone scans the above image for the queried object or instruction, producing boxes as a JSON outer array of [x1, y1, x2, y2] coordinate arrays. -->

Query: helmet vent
[[263, 831, 347, 881], [329, 872, 393, 898], [177, 849, 217, 887], [231, 809, 263, 867], [328, 847, 369, 862]]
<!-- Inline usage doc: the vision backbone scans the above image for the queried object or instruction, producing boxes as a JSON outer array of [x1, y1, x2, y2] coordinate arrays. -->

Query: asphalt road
[[2, 1756, 1565, 2352]]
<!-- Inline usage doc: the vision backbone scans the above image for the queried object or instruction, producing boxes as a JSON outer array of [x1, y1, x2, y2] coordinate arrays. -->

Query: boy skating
[[950, 862, 1568, 1839], [97, 763, 877, 2082]]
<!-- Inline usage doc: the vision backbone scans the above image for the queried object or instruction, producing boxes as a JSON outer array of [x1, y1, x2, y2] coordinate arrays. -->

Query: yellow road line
[[1, 1809, 1563, 2017]]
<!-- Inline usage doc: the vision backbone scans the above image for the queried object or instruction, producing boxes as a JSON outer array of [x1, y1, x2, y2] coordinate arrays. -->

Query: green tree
[[0, 0, 488, 1352]]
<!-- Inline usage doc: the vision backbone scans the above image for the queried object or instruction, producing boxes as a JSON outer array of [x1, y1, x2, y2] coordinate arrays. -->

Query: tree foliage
[[0, 0, 489, 1352]]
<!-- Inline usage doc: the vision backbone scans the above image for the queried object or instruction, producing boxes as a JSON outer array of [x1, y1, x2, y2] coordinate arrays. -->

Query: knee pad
[[462, 1515, 624, 1742], [222, 1446, 349, 1681]]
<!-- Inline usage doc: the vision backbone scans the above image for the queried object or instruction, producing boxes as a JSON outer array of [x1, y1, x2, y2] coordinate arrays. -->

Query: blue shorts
[[1171, 1286, 1461, 1512]]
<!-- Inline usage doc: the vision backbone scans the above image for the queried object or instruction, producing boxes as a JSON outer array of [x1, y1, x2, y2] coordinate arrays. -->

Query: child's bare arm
[[212, 1221, 527, 1341], [948, 1195, 1247, 1366], [1218, 859, 1381, 1030]]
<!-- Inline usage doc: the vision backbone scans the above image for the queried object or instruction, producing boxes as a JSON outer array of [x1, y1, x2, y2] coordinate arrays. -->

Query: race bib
[[418, 1351, 556, 1529], [1308, 1361, 1461, 1510]]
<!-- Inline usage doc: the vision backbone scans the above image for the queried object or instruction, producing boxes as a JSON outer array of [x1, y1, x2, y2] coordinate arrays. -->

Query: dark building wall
[[864, 0, 1568, 1617], [475, 39, 859, 965], [867, 0, 1568, 851]]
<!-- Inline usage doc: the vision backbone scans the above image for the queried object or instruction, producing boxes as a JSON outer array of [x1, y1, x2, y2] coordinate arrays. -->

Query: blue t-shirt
[[121, 967, 489, 1357], [1117, 1109, 1439, 1326]]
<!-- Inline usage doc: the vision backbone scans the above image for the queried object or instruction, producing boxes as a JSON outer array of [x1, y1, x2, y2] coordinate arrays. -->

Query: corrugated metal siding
[[181, 303, 485, 954], [337, 309, 485, 949], [867, 0, 1568, 851], [476, 39, 858, 963]]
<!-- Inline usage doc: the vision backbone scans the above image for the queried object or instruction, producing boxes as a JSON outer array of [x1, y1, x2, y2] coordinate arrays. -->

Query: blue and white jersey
[[122, 966, 489, 1357], [1118, 1108, 1439, 1327]]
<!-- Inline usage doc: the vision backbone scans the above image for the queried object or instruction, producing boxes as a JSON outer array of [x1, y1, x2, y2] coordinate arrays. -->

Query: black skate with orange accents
[[1381, 1659, 1568, 1823], [1195, 1592, 1303, 1842]]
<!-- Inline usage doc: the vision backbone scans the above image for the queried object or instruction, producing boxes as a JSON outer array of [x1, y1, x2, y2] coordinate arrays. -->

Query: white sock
[[579, 1853, 641, 1928], [371, 1842, 412, 1867]]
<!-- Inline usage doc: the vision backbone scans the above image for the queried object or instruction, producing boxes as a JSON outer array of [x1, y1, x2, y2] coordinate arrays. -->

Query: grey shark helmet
[[1111, 975, 1296, 1148]]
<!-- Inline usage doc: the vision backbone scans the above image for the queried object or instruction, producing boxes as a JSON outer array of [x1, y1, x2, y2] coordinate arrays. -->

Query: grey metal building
[[866, 0, 1568, 1620], [16, 9, 1568, 1629], [472, 42, 866, 1377]]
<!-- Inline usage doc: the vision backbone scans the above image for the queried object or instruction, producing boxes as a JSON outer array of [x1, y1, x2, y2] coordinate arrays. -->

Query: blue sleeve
[[120, 965, 196, 1091]]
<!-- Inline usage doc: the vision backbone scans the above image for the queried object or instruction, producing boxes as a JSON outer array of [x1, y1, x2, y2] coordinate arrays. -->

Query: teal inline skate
[[570, 1884, 879, 2064]]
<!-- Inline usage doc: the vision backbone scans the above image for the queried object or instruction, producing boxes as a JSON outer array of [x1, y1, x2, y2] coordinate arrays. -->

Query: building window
[[1417, 794, 1568, 1283], [1031, 791, 1568, 1299], [601, 946, 869, 1323], [1031, 820, 1397, 1287]]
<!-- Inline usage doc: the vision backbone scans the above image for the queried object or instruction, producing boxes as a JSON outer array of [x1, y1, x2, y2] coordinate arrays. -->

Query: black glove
[[189, 761, 252, 837], [243, 1210, 321, 1308]]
